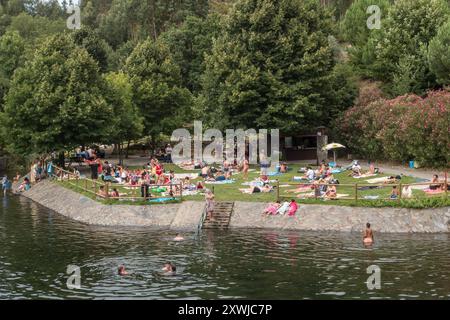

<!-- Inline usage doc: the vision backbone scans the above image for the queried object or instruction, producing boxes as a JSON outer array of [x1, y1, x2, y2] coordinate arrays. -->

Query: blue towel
[[148, 197, 176, 203]]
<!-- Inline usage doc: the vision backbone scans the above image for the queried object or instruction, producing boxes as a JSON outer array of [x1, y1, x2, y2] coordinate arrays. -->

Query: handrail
[[197, 205, 208, 234], [50, 164, 183, 203], [278, 180, 449, 202]]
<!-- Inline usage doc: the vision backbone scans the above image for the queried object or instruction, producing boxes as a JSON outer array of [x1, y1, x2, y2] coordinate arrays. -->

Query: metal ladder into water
[[201, 201, 235, 229]]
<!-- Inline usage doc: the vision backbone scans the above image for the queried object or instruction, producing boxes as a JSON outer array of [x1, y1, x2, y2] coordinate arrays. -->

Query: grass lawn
[[57, 163, 449, 208]]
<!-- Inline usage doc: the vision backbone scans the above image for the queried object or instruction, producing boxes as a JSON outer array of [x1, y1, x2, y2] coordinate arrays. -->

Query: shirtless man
[[363, 223, 374, 245], [242, 158, 249, 180]]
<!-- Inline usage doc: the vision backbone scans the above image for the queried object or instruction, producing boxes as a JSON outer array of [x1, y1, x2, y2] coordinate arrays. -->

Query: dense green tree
[[104, 72, 144, 164], [71, 27, 112, 72], [159, 14, 222, 93], [0, 30, 25, 107], [98, 0, 211, 49], [340, 0, 390, 46], [199, 0, 341, 133], [428, 19, 450, 86], [7, 12, 65, 41], [124, 38, 192, 144], [0, 33, 113, 157], [371, 0, 449, 95]]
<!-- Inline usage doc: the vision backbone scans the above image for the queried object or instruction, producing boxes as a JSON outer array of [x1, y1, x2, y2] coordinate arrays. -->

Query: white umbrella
[[322, 143, 346, 163]]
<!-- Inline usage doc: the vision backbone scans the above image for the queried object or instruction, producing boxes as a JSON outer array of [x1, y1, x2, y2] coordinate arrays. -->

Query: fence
[[276, 179, 449, 203], [51, 165, 183, 203]]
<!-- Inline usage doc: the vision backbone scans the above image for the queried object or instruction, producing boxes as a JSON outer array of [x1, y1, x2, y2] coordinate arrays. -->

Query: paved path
[[336, 160, 448, 181]]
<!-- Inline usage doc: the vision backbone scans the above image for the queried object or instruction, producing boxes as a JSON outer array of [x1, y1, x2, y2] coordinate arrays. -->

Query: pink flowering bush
[[337, 90, 449, 168]]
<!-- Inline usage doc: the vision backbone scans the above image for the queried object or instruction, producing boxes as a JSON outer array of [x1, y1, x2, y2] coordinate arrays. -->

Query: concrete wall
[[22, 180, 204, 230], [21, 181, 450, 233], [231, 201, 450, 233]]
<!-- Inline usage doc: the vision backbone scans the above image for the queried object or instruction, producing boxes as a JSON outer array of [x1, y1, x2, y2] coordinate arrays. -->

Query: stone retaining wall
[[231, 202, 450, 233], [23, 180, 204, 230], [22, 181, 450, 233]]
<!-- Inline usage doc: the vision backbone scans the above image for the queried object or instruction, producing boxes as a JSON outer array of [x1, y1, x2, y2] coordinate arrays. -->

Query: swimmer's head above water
[[118, 265, 128, 276], [163, 262, 176, 273]]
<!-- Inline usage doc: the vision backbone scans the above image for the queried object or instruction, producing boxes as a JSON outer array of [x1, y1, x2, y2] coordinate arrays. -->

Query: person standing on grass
[[243, 158, 249, 180], [205, 190, 215, 221]]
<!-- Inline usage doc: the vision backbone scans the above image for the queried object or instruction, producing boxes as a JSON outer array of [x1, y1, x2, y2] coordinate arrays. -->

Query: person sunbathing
[[280, 163, 288, 173], [200, 166, 210, 179], [302, 167, 315, 181], [384, 175, 401, 184], [215, 171, 226, 181], [350, 162, 362, 177], [390, 186, 399, 199], [263, 201, 281, 215], [196, 181, 204, 190], [97, 186, 108, 198], [430, 175, 443, 190], [287, 199, 298, 216], [324, 185, 337, 199], [240, 184, 273, 194], [402, 185, 412, 198], [110, 188, 120, 198]]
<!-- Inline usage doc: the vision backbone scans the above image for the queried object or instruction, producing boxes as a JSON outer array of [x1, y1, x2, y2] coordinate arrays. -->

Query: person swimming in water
[[162, 262, 176, 274], [118, 265, 128, 276], [363, 223, 374, 245], [173, 233, 185, 241]]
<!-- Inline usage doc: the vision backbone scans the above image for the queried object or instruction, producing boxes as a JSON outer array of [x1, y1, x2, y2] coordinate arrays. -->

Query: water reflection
[[1, 193, 450, 299]]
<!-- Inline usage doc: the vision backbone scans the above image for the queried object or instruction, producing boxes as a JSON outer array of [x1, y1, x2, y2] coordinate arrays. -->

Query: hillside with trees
[[0, 0, 448, 167]]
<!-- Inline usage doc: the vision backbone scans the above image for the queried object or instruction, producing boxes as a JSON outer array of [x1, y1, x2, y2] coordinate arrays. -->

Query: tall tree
[[0, 33, 113, 157], [159, 14, 222, 93], [199, 0, 340, 133], [104, 71, 144, 164], [71, 27, 112, 72], [124, 38, 192, 147], [371, 0, 450, 95], [0, 30, 25, 107], [428, 19, 450, 86]]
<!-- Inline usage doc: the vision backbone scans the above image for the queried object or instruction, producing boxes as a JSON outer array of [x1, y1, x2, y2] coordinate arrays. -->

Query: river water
[[1, 193, 450, 300]]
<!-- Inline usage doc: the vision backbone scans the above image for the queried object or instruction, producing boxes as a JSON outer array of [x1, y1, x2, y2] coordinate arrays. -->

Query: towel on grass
[[424, 188, 444, 194], [148, 197, 176, 203], [363, 195, 380, 200], [366, 177, 390, 184], [181, 190, 200, 196], [353, 173, 377, 179], [293, 176, 309, 182], [205, 179, 235, 185]]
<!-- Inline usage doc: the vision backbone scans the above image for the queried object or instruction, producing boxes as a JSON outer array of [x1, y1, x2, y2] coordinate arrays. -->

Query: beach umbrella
[[322, 143, 346, 163]]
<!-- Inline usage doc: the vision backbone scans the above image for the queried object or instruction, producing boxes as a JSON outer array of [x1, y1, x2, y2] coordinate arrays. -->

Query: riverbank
[[21, 180, 450, 233]]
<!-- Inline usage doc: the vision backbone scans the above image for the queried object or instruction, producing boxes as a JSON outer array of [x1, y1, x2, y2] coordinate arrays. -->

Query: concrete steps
[[202, 201, 234, 229]]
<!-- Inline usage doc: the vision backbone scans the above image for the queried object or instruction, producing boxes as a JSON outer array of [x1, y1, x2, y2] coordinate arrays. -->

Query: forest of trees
[[0, 0, 448, 167]]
